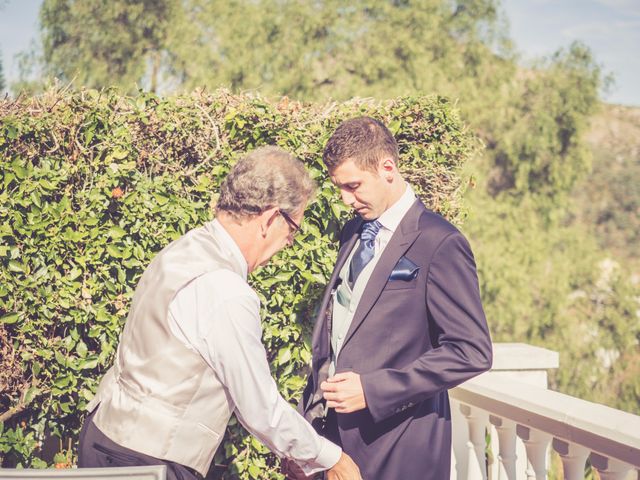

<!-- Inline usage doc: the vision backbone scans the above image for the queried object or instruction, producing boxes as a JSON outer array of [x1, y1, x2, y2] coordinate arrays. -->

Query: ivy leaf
[[106, 244, 123, 258], [107, 226, 127, 239], [8, 260, 25, 273], [23, 386, 40, 405], [0, 313, 20, 324]]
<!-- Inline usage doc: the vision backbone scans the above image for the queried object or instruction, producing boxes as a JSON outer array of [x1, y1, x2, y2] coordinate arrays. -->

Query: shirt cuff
[[299, 437, 342, 476]]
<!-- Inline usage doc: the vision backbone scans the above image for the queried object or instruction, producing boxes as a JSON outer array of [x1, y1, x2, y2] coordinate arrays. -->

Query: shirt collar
[[210, 219, 249, 280], [376, 183, 416, 233]]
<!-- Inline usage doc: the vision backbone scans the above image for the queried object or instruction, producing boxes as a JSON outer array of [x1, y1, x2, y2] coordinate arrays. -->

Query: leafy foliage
[[30, 0, 509, 100], [464, 188, 640, 416], [173, 0, 510, 102], [0, 88, 474, 477], [571, 104, 640, 267], [39, 0, 178, 92], [481, 43, 604, 206]]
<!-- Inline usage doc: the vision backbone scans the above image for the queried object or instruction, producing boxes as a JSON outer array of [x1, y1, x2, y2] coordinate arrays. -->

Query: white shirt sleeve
[[168, 270, 341, 476]]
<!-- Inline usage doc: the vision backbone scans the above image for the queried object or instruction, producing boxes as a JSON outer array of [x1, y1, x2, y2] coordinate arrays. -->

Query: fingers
[[323, 393, 353, 411], [320, 380, 339, 393], [321, 389, 343, 405], [333, 404, 353, 413], [322, 371, 365, 414], [281, 458, 311, 480], [322, 385, 340, 398], [322, 373, 355, 410], [322, 372, 354, 394], [325, 397, 355, 412], [321, 372, 353, 392], [328, 452, 362, 480], [327, 371, 352, 382], [324, 391, 341, 408]]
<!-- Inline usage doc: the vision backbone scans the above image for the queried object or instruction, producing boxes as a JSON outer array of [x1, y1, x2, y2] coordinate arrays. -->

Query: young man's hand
[[321, 372, 366, 413]]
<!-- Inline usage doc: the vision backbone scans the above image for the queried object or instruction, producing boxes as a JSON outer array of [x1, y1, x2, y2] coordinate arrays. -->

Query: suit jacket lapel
[[333, 224, 361, 284], [310, 218, 362, 384], [340, 200, 425, 351]]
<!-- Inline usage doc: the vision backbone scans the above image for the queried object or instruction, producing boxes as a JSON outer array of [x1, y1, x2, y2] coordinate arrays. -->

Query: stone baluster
[[460, 404, 489, 480], [552, 439, 589, 480], [517, 425, 551, 480], [590, 453, 633, 480], [490, 415, 517, 479]]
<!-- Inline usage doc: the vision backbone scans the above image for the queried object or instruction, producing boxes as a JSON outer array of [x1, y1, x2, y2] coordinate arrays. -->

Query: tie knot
[[360, 220, 382, 242]]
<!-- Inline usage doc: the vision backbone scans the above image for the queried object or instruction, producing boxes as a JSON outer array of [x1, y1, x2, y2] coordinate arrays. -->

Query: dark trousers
[[78, 409, 202, 480]]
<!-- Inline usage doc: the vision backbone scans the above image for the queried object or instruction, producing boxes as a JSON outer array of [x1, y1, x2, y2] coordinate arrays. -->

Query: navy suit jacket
[[300, 200, 493, 480]]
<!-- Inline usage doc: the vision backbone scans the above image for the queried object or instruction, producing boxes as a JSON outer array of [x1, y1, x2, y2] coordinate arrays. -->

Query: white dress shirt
[[374, 183, 417, 255], [167, 220, 340, 475]]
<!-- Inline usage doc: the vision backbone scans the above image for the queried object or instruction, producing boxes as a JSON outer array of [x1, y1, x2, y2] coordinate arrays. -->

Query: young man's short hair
[[323, 117, 399, 171]]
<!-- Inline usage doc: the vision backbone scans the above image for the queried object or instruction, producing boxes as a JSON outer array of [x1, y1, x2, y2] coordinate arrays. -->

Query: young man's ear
[[380, 157, 397, 181]]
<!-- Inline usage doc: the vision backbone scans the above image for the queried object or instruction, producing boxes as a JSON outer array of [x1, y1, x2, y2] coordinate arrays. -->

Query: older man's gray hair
[[216, 146, 315, 218]]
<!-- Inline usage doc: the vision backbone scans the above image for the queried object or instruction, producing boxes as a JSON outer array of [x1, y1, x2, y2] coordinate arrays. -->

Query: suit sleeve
[[360, 231, 493, 423]]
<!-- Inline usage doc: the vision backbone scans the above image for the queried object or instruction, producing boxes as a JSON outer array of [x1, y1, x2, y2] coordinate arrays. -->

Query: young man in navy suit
[[287, 117, 492, 480]]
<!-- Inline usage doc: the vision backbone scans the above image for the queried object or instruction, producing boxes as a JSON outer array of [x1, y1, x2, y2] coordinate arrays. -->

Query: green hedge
[[0, 88, 476, 478]]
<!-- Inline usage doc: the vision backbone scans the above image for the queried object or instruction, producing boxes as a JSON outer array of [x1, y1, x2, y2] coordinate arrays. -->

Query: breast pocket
[[385, 277, 419, 291]]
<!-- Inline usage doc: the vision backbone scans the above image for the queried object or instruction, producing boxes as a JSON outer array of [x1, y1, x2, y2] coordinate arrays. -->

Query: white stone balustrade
[[450, 343, 640, 480]]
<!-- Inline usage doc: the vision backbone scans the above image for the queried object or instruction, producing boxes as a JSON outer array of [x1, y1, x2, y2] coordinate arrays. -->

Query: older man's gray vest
[[88, 222, 241, 476]]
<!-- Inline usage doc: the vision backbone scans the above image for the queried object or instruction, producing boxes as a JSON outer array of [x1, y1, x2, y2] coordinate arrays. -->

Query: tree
[[39, 0, 180, 92], [32, 0, 514, 102], [570, 104, 640, 267], [172, 0, 513, 102], [463, 191, 640, 415], [168, 2, 602, 211], [482, 43, 604, 206]]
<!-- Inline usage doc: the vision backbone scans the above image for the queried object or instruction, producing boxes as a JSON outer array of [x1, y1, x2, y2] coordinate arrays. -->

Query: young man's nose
[[341, 189, 356, 206]]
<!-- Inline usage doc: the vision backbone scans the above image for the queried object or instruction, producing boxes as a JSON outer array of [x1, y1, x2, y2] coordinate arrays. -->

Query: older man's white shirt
[[167, 219, 340, 475]]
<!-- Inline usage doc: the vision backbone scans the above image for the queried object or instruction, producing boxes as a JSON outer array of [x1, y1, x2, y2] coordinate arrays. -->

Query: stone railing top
[[450, 373, 640, 468], [491, 342, 559, 371]]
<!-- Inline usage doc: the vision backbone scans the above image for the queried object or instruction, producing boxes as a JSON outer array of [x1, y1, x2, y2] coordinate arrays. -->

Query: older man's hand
[[281, 458, 313, 480], [282, 452, 361, 480], [327, 452, 362, 480]]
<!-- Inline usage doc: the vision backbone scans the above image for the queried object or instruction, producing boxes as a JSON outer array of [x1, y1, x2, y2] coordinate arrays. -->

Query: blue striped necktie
[[349, 220, 382, 287]]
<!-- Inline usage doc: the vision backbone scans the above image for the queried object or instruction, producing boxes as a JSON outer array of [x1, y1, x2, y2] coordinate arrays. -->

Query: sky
[[0, 0, 638, 106], [501, 0, 640, 107]]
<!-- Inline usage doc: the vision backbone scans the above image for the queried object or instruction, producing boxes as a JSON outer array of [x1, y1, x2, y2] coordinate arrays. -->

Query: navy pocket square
[[389, 256, 419, 281]]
